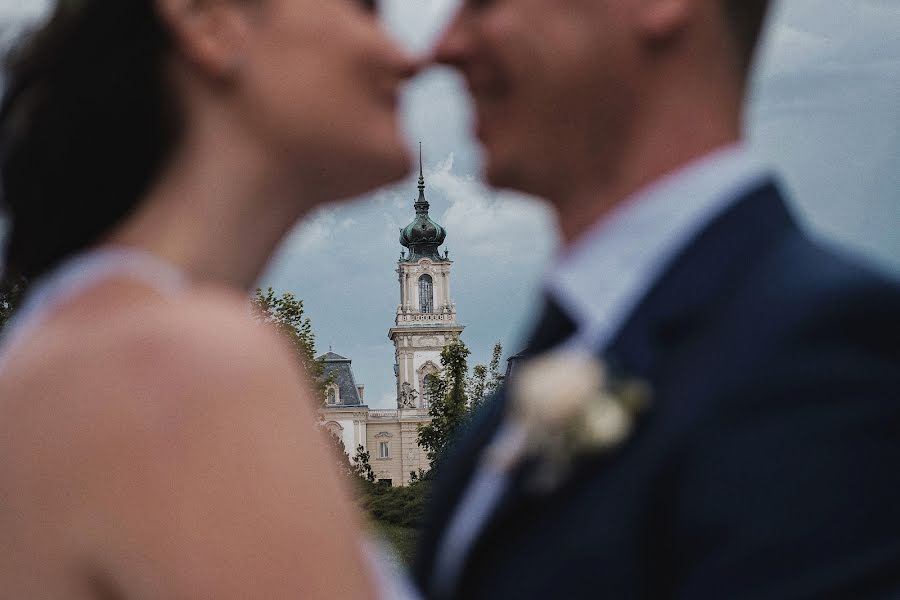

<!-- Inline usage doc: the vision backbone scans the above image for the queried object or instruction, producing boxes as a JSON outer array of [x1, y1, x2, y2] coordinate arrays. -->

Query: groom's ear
[[632, 0, 694, 41], [155, 0, 255, 81]]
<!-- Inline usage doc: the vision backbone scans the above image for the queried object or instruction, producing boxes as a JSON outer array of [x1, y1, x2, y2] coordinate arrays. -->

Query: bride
[[0, 0, 419, 597]]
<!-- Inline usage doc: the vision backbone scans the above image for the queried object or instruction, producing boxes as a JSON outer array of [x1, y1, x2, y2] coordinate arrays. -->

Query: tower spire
[[415, 141, 428, 211], [400, 142, 446, 261], [417, 141, 426, 200]]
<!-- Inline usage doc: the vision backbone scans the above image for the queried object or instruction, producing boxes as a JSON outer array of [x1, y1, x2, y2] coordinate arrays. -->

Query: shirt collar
[[544, 143, 772, 353]]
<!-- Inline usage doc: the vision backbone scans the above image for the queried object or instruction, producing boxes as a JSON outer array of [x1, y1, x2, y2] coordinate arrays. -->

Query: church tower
[[389, 144, 464, 411]]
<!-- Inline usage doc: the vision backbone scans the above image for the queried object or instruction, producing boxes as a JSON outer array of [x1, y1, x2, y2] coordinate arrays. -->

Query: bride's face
[[231, 0, 418, 202]]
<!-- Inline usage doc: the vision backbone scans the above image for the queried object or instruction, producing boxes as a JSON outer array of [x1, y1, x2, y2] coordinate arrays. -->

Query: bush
[[355, 477, 432, 529]]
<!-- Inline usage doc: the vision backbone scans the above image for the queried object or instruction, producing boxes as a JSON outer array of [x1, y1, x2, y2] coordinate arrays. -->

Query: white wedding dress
[[0, 246, 421, 599]]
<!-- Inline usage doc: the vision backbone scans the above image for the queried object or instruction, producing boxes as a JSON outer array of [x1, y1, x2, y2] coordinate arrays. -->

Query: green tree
[[417, 337, 471, 468], [251, 287, 330, 401], [0, 274, 27, 334], [466, 363, 488, 409], [352, 444, 376, 483], [467, 341, 504, 412]]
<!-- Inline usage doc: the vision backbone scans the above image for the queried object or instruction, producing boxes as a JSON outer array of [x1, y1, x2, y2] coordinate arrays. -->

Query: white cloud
[[382, 0, 460, 53], [427, 153, 556, 264], [748, 0, 900, 271]]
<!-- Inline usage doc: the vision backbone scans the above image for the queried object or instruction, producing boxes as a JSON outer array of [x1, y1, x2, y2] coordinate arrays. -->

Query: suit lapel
[[521, 295, 579, 356], [605, 181, 797, 379]]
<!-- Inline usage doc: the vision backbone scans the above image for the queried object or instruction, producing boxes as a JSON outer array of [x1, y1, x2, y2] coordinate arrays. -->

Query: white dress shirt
[[430, 144, 773, 597]]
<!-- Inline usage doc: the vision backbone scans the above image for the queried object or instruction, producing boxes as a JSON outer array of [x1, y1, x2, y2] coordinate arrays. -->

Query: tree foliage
[[251, 287, 330, 401], [320, 428, 381, 487], [417, 337, 471, 468], [352, 444, 376, 483], [357, 477, 432, 529], [0, 274, 27, 334], [417, 339, 507, 471], [467, 341, 504, 412], [354, 340, 506, 562]]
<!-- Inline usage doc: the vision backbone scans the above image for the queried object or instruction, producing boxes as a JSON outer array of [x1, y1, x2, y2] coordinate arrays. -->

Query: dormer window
[[419, 275, 434, 313], [326, 383, 340, 405]]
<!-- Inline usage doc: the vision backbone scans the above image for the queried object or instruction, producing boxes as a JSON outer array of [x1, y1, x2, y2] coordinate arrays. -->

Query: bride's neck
[[107, 122, 308, 291]]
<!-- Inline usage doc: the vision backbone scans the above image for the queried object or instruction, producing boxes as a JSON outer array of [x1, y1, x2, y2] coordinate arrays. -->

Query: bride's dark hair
[[0, 0, 183, 279]]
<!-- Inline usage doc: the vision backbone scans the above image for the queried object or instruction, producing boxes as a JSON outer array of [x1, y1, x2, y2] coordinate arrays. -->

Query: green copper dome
[[400, 145, 447, 262]]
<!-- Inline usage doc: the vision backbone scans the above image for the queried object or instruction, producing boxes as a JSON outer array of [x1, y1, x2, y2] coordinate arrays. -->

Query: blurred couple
[[0, 0, 897, 598]]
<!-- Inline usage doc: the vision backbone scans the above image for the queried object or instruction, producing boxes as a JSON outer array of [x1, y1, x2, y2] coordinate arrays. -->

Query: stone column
[[406, 349, 414, 392], [403, 271, 410, 309]]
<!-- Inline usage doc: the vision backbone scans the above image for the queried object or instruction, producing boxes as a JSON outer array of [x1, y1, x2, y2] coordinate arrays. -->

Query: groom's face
[[434, 0, 641, 198]]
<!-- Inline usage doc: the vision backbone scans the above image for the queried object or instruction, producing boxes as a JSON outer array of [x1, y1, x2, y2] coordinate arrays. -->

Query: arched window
[[421, 373, 437, 409], [418, 362, 439, 410], [326, 383, 339, 405], [419, 274, 434, 313]]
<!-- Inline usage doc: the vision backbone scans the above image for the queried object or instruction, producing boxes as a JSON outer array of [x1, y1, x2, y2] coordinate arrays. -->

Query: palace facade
[[318, 148, 464, 486]]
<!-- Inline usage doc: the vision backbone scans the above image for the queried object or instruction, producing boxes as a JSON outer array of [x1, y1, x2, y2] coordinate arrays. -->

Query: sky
[[1, 0, 898, 408]]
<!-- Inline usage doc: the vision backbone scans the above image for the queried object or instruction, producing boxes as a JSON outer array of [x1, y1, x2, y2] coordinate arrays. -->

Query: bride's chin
[[359, 142, 413, 190], [315, 149, 411, 204]]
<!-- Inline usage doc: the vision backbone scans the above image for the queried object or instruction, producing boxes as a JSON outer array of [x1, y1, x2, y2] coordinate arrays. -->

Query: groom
[[414, 0, 900, 598]]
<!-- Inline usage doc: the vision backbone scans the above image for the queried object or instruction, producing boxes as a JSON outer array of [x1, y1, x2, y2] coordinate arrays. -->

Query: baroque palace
[[318, 149, 463, 487]]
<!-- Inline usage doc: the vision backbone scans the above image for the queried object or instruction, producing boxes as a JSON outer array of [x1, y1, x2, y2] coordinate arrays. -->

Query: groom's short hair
[[722, 0, 771, 74]]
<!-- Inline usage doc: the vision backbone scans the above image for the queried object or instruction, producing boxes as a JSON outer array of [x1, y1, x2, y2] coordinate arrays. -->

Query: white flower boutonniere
[[483, 350, 651, 493]]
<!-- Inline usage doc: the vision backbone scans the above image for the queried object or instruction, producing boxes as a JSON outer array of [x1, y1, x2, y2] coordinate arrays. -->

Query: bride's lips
[[376, 84, 400, 112]]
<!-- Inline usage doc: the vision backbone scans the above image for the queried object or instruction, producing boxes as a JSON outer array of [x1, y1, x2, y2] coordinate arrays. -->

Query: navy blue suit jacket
[[413, 183, 900, 599]]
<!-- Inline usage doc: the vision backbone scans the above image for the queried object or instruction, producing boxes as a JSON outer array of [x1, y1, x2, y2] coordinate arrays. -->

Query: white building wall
[[356, 419, 367, 452], [327, 418, 353, 454], [324, 415, 368, 455]]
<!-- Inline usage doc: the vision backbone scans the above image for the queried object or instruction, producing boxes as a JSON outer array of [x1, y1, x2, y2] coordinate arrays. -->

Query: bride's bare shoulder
[[0, 285, 371, 597], [2, 282, 312, 447]]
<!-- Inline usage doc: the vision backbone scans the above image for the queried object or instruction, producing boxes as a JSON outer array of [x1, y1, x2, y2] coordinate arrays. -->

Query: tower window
[[421, 373, 437, 409], [419, 274, 434, 313]]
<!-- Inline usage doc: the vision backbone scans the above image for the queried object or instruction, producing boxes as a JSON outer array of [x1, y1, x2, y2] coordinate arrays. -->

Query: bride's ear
[[155, 0, 254, 80]]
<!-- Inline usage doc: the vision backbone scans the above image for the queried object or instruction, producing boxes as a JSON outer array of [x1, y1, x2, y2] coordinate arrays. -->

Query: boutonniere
[[482, 350, 651, 493]]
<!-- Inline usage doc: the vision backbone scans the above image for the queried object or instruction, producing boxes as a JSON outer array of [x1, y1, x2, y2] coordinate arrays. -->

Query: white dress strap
[[0, 246, 187, 370]]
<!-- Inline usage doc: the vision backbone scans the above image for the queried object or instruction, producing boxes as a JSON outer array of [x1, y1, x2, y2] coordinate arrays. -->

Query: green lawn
[[371, 521, 419, 566]]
